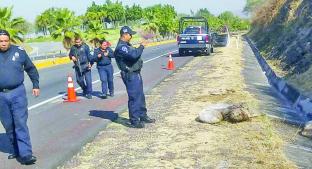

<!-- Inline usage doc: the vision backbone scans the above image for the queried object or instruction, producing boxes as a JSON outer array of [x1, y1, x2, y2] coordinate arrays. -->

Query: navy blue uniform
[[69, 43, 93, 95], [93, 47, 114, 96], [114, 40, 147, 124], [0, 45, 39, 158]]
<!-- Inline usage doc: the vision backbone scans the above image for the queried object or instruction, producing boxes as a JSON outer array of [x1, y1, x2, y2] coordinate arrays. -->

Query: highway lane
[[24, 42, 179, 108], [0, 42, 195, 169]]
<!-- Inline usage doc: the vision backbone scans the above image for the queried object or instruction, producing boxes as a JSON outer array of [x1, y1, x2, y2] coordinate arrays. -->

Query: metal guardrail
[[245, 36, 312, 122]]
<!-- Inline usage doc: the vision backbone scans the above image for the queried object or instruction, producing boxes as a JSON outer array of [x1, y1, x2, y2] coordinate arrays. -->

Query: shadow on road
[[89, 110, 131, 128], [91, 91, 105, 99], [171, 53, 192, 58], [0, 133, 13, 154]]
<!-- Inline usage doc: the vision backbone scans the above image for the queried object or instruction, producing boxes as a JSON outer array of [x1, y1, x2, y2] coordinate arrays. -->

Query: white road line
[[288, 144, 312, 153], [28, 50, 177, 111]]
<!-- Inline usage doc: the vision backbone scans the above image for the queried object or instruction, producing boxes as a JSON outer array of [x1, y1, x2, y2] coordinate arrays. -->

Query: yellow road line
[[34, 39, 176, 70]]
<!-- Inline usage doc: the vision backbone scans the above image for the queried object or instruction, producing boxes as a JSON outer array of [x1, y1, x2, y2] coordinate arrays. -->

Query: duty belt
[[0, 85, 19, 93]]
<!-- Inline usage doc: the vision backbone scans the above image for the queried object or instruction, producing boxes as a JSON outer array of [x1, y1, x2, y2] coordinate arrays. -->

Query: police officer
[[93, 40, 114, 99], [114, 26, 155, 128], [0, 30, 39, 165], [69, 36, 93, 99]]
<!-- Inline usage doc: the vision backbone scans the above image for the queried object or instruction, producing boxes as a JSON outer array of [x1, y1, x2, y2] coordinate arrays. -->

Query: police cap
[[120, 26, 136, 36]]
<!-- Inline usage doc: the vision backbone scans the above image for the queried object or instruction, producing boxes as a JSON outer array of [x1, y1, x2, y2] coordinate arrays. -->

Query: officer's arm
[[85, 45, 94, 65], [69, 47, 75, 60], [23, 51, 40, 89], [121, 45, 144, 61], [91, 49, 100, 62]]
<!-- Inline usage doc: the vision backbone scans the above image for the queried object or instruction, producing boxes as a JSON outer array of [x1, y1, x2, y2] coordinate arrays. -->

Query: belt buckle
[[3, 89, 10, 93], [0, 89, 9, 93]]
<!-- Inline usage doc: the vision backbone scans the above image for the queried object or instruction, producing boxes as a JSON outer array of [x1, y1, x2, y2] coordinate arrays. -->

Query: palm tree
[[49, 8, 82, 50], [0, 6, 26, 43], [105, 1, 125, 27], [35, 14, 50, 35], [85, 21, 108, 48]]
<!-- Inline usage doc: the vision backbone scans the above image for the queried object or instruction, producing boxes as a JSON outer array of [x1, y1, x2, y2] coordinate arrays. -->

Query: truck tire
[[205, 47, 211, 56], [179, 49, 185, 56]]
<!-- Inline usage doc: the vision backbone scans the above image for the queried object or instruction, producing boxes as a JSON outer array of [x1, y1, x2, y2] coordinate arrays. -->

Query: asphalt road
[[24, 43, 179, 108], [0, 42, 194, 169]]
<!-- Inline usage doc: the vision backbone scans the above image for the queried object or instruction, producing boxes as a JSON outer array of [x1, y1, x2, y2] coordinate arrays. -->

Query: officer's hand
[[32, 89, 40, 97], [140, 39, 148, 47], [98, 54, 102, 58], [71, 56, 77, 62]]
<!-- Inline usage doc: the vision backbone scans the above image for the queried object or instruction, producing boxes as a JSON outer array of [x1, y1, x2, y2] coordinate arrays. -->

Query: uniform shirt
[[93, 47, 114, 67], [69, 43, 92, 65], [114, 40, 144, 72], [0, 45, 39, 89]]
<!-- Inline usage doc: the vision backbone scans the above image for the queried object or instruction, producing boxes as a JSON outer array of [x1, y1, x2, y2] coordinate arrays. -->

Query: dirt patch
[[59, 37, 297, 169]]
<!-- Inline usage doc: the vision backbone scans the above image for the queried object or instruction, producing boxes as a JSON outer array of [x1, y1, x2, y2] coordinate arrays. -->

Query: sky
[[0, 0, 247, 22]]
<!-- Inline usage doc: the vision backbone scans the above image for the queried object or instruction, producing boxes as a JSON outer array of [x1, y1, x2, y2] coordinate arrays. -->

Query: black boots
[[140, 116, 156, 123]]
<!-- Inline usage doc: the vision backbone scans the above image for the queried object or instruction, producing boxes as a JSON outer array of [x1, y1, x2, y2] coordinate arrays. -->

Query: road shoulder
[[60, 37, 296, 168]]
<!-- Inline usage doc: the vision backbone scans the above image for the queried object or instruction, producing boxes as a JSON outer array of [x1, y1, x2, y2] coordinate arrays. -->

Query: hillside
[[249, 0, 312, 97]]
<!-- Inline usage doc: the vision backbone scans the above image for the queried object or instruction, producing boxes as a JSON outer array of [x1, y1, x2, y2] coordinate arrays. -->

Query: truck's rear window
[[183, 27, 206, 34]]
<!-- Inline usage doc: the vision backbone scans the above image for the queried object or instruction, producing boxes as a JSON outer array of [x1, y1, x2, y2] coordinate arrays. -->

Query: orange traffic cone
[[64, 75, 79, 102], [167, 53, 175, 70]]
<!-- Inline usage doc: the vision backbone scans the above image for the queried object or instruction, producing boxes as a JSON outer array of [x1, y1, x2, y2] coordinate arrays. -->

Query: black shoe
[[99, 94, 107, 99], [8, 154, 17, 159], [109, 93, 114, 97], [141, 116, 156, 123], [19, 155, 37, 165], [85, 94, 92, 99], [129, 121, 145, 128]]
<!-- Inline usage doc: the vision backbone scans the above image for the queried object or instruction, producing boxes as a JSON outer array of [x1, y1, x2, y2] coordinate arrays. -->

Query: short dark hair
[[0, 29, 10, 39], [99, 39, 107, 45], [74, 33, 82, 41]]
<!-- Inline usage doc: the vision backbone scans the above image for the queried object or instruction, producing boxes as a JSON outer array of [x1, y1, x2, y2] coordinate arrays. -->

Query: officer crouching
[[92, 40, 114, 99], [114, 26, 155, 128], [0, 30, 39, 165], [69, 36, 93, 99]]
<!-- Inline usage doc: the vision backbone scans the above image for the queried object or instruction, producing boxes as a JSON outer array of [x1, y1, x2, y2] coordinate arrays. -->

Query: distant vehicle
[[213, 26, 230, 47], [177, 17, 214, 56]]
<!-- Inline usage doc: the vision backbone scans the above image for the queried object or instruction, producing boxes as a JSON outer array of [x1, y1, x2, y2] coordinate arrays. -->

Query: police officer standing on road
[[114, 26, 155, 128], [93, 40, 114, 99], [0, 30, 39, 165], [69, 36, 93, 99]]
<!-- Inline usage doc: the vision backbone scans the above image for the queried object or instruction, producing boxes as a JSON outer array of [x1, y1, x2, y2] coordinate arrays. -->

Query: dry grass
[[266, 59, 288, 77], [287, 0, 304, 22], [59, 37, 297, 169], [252, 0, 287, 26], [287, 66, 312, 97]]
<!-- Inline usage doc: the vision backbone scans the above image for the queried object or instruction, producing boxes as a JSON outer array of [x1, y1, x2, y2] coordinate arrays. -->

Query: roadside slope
[[249, 0, 312, 97]]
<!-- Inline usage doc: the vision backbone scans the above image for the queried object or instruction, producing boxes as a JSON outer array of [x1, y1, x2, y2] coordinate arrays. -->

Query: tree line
[[0, 0, 251, 47]]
